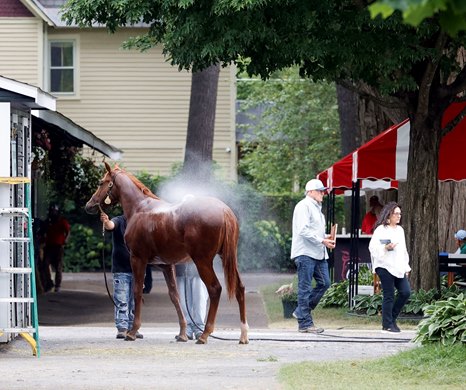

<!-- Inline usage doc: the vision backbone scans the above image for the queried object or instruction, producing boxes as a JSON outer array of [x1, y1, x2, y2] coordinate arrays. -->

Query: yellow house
[[0, 0, 238, 181]]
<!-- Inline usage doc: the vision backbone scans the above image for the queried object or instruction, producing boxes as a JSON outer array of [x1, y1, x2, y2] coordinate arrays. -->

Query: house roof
[[32, 110, 123, 160], [18, 0, 77, 27], [0, 75, 56, 110], [23, 0, 150, 28], [19, 0, 55, 26], [0, 75, 122, 159]]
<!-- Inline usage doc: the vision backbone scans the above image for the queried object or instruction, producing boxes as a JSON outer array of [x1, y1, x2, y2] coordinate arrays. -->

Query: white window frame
[[47, 35, 80, 99]]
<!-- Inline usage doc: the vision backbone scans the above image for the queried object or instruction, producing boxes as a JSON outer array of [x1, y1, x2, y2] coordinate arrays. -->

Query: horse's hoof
[[175, 335, 188, 342], [239, 339, 249, 345], [125, 334, 136, 341], [195, 337, 207, 345]]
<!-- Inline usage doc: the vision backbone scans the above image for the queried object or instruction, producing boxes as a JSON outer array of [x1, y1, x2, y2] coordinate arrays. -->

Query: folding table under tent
[[318, 102, 466, 307]]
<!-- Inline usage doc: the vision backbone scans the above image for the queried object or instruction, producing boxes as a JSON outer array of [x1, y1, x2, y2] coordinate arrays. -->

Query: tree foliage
[[62, 1, 466, 112], [62, 0, 466, 290], [370, 0, 466, 36], [238, 69, 340, 193]]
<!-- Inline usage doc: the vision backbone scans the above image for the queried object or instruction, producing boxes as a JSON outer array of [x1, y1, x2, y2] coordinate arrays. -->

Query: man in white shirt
[[291, 179, 335, 333]]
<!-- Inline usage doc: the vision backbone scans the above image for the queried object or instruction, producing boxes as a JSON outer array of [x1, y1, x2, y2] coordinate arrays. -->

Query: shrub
[[349, 283, 464, 317], [413, 293, 466, 345], [238, 219, 293, 271], [352, 293, 383, 315], [320, 280, 349, 308], [64, 223, 111, 272], [403, 288, 437, 315], [320, 266, 373, 308]]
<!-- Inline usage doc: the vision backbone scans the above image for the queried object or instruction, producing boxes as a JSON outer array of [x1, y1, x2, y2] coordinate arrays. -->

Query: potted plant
[[276, 283, 298, 318]]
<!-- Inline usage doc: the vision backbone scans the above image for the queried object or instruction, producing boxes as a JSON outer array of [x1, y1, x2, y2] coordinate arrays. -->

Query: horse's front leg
[[126, 256, 146, 341], [159, 264, 188, 342]]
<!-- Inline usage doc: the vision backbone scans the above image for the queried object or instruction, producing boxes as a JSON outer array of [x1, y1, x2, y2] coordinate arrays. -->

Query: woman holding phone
[[369, 202, 411, 333]]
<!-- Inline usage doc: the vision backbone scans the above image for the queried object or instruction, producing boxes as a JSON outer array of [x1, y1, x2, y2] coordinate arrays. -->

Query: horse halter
[[103, 170, 121, 205]]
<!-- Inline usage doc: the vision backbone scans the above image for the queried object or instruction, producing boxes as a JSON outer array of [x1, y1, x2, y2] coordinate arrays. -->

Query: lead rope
[[99, 204, 118, 308]]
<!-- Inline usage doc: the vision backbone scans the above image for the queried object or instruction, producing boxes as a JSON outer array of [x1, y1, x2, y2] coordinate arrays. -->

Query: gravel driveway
[[0, 272, 416, 389]]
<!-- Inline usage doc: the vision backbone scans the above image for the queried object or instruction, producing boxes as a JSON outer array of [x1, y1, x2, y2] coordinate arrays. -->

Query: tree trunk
[[438, 181, 466, 252], [336, 83, 360, 230], [336, 82, 404, 227], [182, 64, 220, 182], [337, 83, 360, 155], [404, 119, 441, 291]]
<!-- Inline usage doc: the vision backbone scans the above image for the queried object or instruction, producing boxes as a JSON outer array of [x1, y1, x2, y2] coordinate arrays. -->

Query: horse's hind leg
[[235, 272, 249, 344], [159, 264, 188, 342], [193, 261, 222, 345], [126, 256, 146, 341]]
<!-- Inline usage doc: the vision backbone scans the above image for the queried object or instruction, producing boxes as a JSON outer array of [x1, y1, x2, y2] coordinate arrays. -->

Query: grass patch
[[261, 279, 463, 389], [278, 343, 466, 390]]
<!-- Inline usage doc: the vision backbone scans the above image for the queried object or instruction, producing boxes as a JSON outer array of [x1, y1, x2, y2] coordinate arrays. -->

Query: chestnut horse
[[85, 163, 249, 344]]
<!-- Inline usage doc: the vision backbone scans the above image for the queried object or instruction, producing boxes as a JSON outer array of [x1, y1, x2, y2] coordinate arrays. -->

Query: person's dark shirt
[[110, 215, 132, 273]]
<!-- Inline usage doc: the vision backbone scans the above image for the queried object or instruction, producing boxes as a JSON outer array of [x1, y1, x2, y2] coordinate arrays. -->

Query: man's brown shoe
[[298, 326, 324, 334]]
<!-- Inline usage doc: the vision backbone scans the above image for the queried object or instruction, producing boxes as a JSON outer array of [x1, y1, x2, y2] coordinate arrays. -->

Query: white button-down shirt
[[290, 195, 328, 260], [369, 224, 411, 278]]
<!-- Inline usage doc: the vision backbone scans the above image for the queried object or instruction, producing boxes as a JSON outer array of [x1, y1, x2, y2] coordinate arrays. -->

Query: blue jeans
[[113, 273, 134, 331], [375, 267, 411, 329], [294, 256, 330, 329]]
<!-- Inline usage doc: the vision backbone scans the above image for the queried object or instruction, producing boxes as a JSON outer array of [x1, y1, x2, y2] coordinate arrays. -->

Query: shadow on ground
[[37, 271, 292, 328]]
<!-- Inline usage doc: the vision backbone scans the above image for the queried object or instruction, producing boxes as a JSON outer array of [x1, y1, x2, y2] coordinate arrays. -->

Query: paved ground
[[36, 271, 281, 328], [0, 271, 416, 389]]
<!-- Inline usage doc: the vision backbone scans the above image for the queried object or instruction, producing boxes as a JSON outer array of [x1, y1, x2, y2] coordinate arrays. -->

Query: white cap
[[454, 229, 466, 240], [305, 179, 327, 192]]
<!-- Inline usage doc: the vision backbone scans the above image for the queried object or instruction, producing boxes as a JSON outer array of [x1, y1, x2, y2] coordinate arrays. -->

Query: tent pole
[[326, 190, 336, 282], [348, 181, 360, 309]]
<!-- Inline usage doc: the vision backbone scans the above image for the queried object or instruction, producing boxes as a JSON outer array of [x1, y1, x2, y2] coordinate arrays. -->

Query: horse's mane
[[115, 168, 160, 200]]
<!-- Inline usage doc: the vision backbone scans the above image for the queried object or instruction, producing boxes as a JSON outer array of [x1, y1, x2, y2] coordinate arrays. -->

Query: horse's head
[[85, 162, 122, 214]]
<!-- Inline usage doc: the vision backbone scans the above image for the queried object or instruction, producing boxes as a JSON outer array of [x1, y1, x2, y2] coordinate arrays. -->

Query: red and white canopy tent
[[317, 102, 466, 305], [319, 102, 466, 189]]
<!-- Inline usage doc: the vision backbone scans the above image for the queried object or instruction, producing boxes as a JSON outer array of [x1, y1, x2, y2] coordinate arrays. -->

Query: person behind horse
[[361, 195, 383, 234], [175, 262, 209, 340], [100, 211, 143, 339], [43, 204, 70, 293], [143, 264, 153, 294], [290, 179, 334, 334]]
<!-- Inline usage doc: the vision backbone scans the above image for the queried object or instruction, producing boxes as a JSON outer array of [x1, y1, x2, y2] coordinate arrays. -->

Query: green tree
[[238, 69, 340, 193], [62, 1, 466, 291], [370, 0, 466, 36]]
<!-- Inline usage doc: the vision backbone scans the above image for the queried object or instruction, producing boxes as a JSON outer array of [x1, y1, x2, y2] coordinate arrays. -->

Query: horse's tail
[[220, 208, 240, 300]]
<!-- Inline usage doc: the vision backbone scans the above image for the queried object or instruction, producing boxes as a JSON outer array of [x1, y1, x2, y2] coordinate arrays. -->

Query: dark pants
[[143, 265, 153, 294], [43, 244, 64, 290], [375, 267, 411, 329]]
